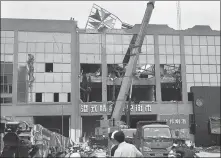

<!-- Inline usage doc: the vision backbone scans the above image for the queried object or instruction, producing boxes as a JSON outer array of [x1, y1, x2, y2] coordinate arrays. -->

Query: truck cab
[[121, 128, 137, 144], [134, 121, 173, 157]]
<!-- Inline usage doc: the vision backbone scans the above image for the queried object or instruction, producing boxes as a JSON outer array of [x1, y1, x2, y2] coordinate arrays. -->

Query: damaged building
[[1, 18, 220, 146]]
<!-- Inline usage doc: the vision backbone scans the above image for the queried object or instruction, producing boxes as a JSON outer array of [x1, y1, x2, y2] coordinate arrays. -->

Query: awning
[[209, 117, 220, 134]]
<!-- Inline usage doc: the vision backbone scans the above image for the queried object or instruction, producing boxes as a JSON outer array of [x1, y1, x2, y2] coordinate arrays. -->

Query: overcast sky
[[1, 1, 220, 30]]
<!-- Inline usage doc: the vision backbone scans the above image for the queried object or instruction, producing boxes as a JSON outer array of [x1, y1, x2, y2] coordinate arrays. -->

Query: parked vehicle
[[134, 121, 173, 157]]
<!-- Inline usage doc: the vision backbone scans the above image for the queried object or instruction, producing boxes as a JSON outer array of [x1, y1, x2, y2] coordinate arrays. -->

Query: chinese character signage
[[80, 103, 152, 115], [159, 115, 190, 139], [159, 114, 189, 129]]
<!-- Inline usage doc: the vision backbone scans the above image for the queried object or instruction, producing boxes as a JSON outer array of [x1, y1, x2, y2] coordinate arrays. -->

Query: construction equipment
[[95, 0, 155, 135], [111, 0, 155, 124], [133, 121, 173, 157], [92, 1, 156, 156]]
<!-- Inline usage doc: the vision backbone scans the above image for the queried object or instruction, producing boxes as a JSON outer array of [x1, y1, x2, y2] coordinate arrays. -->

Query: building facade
[[1, 18, 220, 142]]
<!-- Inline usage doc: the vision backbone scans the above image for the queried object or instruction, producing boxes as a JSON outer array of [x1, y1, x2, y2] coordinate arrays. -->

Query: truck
[[121, 128, 137, 144], [134, 121, 173, 157]]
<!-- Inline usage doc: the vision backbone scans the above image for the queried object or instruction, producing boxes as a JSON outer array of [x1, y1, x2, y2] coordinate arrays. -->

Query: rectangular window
[[194, 74, 202, 82], [202, 74, 210, 83], [186, 74, 194, 82], [188, 93, 194, 101], [68, 93, 71, 102], [184, 36, 192, 45], [166, 36, 173, 45], [207, 36, 215, 45], [35, 93, 42, 102], [192, 36, 199, 45], [1, 97, 12, 103], [0, 98, 3, 104], [199, 36, 207, 45], [45, 63, 53, 72], [189, 114, 195, 134], [193, 65, 201, 73], [186, 65, 194, 73], [1, 76, 7, 83], [4, 97, 12, 103], [185, 55, 193, 64], [54, 93, 59, 102]]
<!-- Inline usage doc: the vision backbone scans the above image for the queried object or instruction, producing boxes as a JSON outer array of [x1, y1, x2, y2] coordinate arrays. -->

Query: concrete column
[[101, 33, 108, 120], [180, 33, 188, 103], [154, 34, 162, 103], [70, 22, 81, 142], [13, 30, 18, 107]]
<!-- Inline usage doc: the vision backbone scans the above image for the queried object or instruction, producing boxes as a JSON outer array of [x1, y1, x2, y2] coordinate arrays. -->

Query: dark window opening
[[131, 85, 156, 102], [45, 63, 53, 72], [0, 85, 4, 93], [188, 92, 194, 101], [1, 97, 12, 104], [36, 93, 42, 102], [81, 83, 102, 102], [161, 85, 182, 101], [107, 85, 156, 102], [107, 64, 155, 79], [160, 64, 182, 101], [189, 114, 195, 134], [54, 93, 59, 102], [4, 97, 12, 103], [1, 63, 13, 74], [136, 65, 155, 79], [0, 76, 7, 83], [81, 64, 101, 76], [68, 93, 71, 102], [107, 63, 156, 103], [0, 84, 12, 94], [107, 64, 125, 78], [107, 85, 120, 102], [80, 64, 102, 102]]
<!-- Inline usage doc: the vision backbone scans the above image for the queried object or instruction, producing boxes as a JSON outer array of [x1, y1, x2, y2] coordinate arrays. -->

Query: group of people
[[108, 131, 143, 157]]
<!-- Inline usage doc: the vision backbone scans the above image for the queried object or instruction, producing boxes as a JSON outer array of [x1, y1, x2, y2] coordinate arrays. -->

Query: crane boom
[[111, 0, 155, 121]]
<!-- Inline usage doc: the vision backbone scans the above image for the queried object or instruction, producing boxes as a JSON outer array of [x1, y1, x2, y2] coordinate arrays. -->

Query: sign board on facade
[[209, 117, 220, 134], [85, 29, 126, 34], [80, 103, 152, 115], [159, 114, 189, 129]]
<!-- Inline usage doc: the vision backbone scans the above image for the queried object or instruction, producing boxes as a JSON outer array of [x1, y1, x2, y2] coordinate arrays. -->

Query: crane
[[111, 0, 155, 124], [94, 1, 156, 137]]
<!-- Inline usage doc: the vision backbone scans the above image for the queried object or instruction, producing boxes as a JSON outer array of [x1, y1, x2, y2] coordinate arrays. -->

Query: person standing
[[108, 131, 118, 157], [113, 131, 143, 157]]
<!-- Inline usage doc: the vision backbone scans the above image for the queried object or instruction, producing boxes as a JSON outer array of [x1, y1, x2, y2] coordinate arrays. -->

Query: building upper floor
[[1, 18, 220, 105]]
